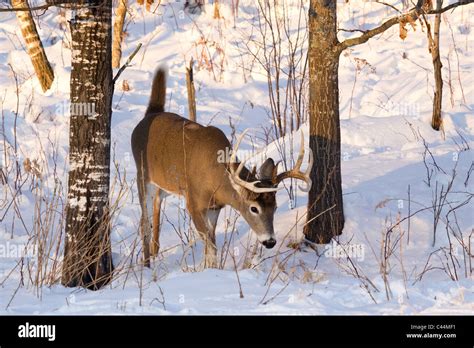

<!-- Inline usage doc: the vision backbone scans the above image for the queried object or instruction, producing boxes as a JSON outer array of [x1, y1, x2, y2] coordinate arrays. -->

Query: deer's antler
[[229, 129, 313, 194], [273, 131, 313, 192], [229, 129, 280, 194]]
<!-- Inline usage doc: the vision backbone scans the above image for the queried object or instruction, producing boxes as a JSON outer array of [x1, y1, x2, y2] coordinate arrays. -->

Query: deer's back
[[131, 112, 231, 197]]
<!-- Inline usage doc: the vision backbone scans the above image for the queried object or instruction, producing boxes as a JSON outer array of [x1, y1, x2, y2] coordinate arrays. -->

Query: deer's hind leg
[[150, 189, 164, 258], [136, 171, 151, 267], [138, 179, 159, 267]]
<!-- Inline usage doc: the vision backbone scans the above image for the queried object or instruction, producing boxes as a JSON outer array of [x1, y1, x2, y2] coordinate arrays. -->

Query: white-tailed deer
[[131, 67, 313, 268]]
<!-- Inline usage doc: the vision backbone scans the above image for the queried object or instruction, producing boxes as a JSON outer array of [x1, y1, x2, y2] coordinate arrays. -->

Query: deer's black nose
[[262, 238, 276, 249]]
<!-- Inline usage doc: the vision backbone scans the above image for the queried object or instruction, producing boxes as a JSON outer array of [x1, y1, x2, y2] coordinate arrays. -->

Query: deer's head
[[228, 130, 313, 249]]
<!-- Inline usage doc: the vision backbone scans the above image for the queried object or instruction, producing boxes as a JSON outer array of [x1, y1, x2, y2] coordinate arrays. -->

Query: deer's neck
[[215, 178, 242, 212]]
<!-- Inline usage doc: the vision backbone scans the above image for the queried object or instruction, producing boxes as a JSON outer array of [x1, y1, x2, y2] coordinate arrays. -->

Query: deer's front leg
[[204, 208, 220, 267], [187, 203, 219, 269]]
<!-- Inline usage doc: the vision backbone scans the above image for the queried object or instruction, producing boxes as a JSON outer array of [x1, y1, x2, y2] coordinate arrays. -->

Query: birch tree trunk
[[304, 0, 344, 243], [61, 0, 114, 290], [12, 0, 54, 92], [214, 0, 221, 19], [112, 0, 127, 69]]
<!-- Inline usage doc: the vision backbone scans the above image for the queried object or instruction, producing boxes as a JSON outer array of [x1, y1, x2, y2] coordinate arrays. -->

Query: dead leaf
[[399, 21, 408, 40], [399, 14, 417, 40], [375, 198, 390, 211]]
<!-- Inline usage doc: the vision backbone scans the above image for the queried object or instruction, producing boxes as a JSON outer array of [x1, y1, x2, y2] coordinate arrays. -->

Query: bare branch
[[338, 0, 474, 51], [337, 28, 368, 34], [375, 1, 402, 13], [0, 3, 49, 12], [112, 43, 142, 84], [0, 0, 105, 12]]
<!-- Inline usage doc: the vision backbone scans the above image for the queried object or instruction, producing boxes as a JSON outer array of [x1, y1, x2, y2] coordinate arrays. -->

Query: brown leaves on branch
[[399, 0, 434, 40], [423, 0, 434, 11], [339, 0, 473, 49], [399, 15, 417, 40]]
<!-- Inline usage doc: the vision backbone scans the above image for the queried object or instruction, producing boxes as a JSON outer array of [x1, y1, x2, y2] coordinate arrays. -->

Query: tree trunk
[[431, 0, 443, 131], [214, 0, 221, 19], [304, 0, 344, 244], [112, 0, 128, 69], [61, 0, 114, 290], [12, 0, 54, 92]]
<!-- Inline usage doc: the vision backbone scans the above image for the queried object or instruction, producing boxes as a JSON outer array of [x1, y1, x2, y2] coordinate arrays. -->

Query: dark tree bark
[[430, 0, 443, 131], [303, 0, 472, 243], [304, 0, 344, 243], [61, 0, 114, 290]]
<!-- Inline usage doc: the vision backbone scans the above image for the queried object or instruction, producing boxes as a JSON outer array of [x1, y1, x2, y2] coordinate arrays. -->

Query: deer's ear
[[258, 158, 275, 181], [250, 165, 257, 177]]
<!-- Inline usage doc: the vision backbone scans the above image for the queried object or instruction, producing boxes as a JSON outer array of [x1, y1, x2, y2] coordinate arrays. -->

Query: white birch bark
[[112, 0, 128, 69], [12, 0, 54, 92]]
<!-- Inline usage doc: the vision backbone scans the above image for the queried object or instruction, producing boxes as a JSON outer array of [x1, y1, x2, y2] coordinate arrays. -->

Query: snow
[[0, 0, 473, 315]]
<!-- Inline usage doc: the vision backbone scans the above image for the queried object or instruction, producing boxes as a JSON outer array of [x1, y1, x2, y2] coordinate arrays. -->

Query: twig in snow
[[230, 248, 244, 299]]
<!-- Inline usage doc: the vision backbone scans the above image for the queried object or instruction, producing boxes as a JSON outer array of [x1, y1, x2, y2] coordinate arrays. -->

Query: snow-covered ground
[[0, 0, 473, 314]]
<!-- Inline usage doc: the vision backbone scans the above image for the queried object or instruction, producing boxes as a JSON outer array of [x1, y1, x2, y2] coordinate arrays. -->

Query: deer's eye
[[250, 206, 260, 214]]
